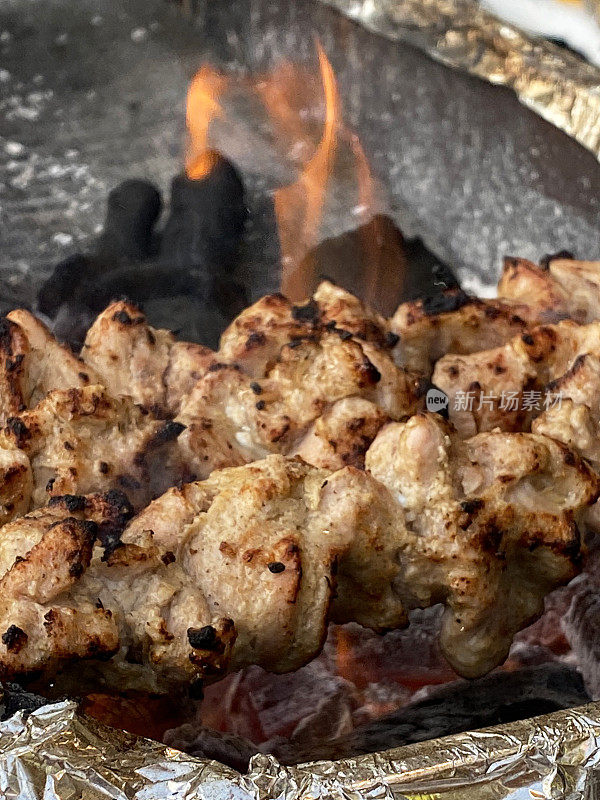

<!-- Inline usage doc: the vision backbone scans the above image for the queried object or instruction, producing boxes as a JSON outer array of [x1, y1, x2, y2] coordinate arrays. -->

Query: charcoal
[[37, 254, 103, 318], [272, 663, 590, 764], [159, 152, 247, 273], [97, 179, 162, 262], [0, 682, 49, 721], [298, 216, 458, 316], [51, 299, 96, 351], [402, 238, 460, 301], [164, 724, 260, 773]]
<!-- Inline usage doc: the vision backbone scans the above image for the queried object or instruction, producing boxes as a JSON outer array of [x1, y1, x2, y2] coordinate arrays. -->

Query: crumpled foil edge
[[2, 698, 600, 798], [320, 0, 600, 161]]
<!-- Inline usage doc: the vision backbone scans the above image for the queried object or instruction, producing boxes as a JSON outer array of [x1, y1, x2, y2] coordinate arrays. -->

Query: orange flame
[[185, 65, 228, 180], [185, 46, 376, 300], [274, 43, 343, 299]]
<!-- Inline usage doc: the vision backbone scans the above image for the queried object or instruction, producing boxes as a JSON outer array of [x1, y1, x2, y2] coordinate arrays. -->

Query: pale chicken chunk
[[391, 289, 534, 374], [0, 455, 413, 691], [534, 355, 600, 470], [292, 397, 389, 470], [176, 333, 420, 479], [176, 366, 289, 479], [312, 281, 394, 349], [0, 491, 234, 691], [0, 385, 185, 509], [218, 281, 396, 378], [433, 342, 539, 437], [366, 413, 598, 677], [498, 256, 600, 324], [267, 332, 420, 423], [82, 301, 216, 415], [434, 320, 600, 435], [0, 311, 98, 425], [124, 455, 411, 668]]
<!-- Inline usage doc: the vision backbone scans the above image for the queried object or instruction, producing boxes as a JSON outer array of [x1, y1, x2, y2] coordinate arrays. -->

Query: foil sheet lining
[[320, 0, 600, 161], [2, 698, 600, 798]]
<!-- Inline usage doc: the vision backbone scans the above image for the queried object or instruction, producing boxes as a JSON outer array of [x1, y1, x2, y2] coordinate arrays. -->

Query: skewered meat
[[0, 490, 233, 691], [0, 385, 185, 509], [82, 301, 217, 415], [498, 256, 600, 324], [365, 413, 598, 677], [0, 444, 32, 528], [218, 281, 396, 378], [0, 270, 596, 699], [533, 354, 600, 469], [392, 256, 600, 376], [0, 427, 593, 691], [390, 289, 534, 373], [291, 397, 389, 470], [0, 310, 99, 425], [0, 455, 409, 690], [123, 455, 411, 665], [176, 331, 421, 478], [434, 320, 600, 435]]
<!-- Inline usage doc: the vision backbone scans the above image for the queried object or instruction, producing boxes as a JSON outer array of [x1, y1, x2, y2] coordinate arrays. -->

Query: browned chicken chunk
[[123, 455, 413, 669], [434, 320, 600, 435], [218, 281, 396, 378], [82, 301, 217, 415], [291, 397, 389, 470], [0, 385, 185, 509], [366, 413, 598, 677], [498, 256, 600, 324], [0, 491, 233, 691], [177, 332, 421, 478], [0, 456, 409, 691], [0, 310, 99, 425], [391, 289, 535, 374]]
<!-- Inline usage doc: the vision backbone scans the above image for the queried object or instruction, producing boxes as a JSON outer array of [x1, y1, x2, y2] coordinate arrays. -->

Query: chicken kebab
[[0, 256, 598, 697]]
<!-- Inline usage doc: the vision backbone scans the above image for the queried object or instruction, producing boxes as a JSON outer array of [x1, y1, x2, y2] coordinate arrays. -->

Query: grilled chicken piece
[[218, 281, 395, 378], [0, 455, 409, 690], [0, 445, 32, 528], [175, 366, 285, 478], [0, 385, 185, 509], [0, 491, 134, 580], [391, 289, 535, 374], [433, 341, 539, 437], [0, 491, 234, 690], [291, 397, 389, 470], [122, 456, 340, 674], [498, 256, 600, 324], [0, 456, 405, 690], [267, 332, 419, 422], [312, 281, 394, 349], [434, 320, 600, 435], [533, 354, 600, 470], [366, 413, 598, 677], [123, 455, 410, 669], [0, 311, 99, 426], [176, 333, 421, 479], [82, 301, 217, 416]]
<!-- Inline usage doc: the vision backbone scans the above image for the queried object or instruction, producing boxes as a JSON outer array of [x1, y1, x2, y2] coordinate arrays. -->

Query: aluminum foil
[[321, 0, 600, 161], [2, 698, 600, 798]]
